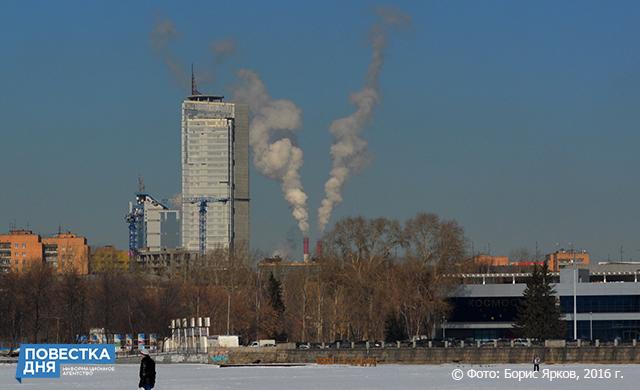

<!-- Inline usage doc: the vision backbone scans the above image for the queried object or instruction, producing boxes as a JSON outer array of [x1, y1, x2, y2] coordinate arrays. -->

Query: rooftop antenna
[[191, 63, 201, 96], [138, 175, 145, 193]]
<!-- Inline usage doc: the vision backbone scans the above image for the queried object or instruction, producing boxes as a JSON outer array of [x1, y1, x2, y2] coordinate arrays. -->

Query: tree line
[[0, 212, 473, 348]]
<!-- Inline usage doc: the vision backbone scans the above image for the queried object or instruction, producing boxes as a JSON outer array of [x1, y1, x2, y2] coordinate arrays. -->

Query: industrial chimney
[[303, 237, 309, 262], [316, 240, 323, 258]]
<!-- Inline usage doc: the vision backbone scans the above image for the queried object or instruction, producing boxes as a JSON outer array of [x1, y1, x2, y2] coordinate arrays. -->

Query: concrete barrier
[[204, 346, 640, 365], [117, 352, 209, 364], [116, 345, 640, 365]]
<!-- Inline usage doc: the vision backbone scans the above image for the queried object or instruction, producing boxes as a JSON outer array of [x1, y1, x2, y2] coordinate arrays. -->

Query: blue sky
[[1, 0, 639, 260]]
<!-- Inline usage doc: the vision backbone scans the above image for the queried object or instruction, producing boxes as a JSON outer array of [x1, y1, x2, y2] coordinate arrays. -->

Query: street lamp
[[570, 243, 577, 341], [442, 316, 446, 340], [573, 260, 577, 340], [226, 291, 231, 336], [589, 312, 593, 341]]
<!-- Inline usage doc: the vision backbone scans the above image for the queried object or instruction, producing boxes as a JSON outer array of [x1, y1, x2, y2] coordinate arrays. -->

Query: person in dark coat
[[533, 354, 541, 372], [138, 349, 156, 390]]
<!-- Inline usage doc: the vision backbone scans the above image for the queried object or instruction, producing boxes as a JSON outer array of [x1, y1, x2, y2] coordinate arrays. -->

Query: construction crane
[[183, 196, 230, 256], [125, 177, 147, 259], [125, 195, 144, 259]]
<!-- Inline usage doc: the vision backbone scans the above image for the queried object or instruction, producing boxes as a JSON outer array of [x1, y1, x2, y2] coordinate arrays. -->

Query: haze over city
[[1, 0, 639, 260]]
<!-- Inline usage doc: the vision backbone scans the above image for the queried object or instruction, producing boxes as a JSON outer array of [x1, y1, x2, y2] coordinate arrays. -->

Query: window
[[14, 243, 19, 248], [22, 243, 26, 248]]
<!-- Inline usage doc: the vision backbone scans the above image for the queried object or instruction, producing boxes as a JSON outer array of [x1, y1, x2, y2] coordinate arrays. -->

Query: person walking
[[533, 354, 541, 372], [138, 349, 156, 390]]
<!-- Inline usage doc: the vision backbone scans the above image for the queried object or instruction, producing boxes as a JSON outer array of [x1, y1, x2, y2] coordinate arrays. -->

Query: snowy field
[[2, 363, 640, 389]]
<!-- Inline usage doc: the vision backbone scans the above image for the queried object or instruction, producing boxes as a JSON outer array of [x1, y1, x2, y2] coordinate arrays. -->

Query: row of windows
[[5, 243, 28, 248], [187, 153, 229, 157], [184, 170, 229, 175], [566, 320, 640, 341], [450, 295, 640, 322], [185, 141, 228, 146], [560, 295, 640, 313], [185, 163, 228, 168]]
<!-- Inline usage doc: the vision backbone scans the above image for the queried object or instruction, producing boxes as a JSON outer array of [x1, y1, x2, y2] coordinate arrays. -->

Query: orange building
[[473, 255, 510, 267], [0, 230, 44, 272], [0, 230, 89, 274], [545, 249, 590, 271], [42, 232, 90, 274]]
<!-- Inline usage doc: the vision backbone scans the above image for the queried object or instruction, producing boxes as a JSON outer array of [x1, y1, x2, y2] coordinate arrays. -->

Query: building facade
[[446, 264, 640, 341], [129, 194, 180, 252], [181, 94, 249, 253], [0, 230, 89, 274], [90, 245, 129, 273], [473, 255, 510, 267], [546, 249, 590, 271], [42, 232, 90, 274], [0, 230, 44, 272]]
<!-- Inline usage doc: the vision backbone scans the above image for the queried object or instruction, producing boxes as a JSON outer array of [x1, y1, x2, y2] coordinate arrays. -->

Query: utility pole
[[571, 243, 577, 341], [442, 316, 446, 339], [226, 291, 231, 336]]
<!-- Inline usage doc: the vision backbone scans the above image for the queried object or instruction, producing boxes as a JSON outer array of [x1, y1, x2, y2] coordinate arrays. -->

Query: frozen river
[[2, 363, 639, 389]]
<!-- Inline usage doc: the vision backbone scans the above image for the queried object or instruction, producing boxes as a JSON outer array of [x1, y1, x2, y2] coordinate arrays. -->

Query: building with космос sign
[[445, 263, 640, 341]]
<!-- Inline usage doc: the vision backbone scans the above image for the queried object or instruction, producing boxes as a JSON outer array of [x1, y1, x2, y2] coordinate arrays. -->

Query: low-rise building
[[445, 262, 640, 341], [0, 229, 89, 274], [546, 249, 590, 271], [90, 245, 129, 273], [42, 232, 90, 274], [0, 230, 44, 272], [473, 255, 510, 267]]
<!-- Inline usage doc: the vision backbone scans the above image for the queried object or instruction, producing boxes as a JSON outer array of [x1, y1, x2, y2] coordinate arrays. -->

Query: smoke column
[[233, 69, 309, 232], [150, 17, 225, 88], [211, 38, 237, 64], [149, 17, 188, 87], [317, 7, 410, 232]]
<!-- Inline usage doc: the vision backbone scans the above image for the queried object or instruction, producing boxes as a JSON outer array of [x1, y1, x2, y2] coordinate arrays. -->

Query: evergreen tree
[[514, 261, 565, 340], [267, 273, 287, 341], [268, 273, 285, 314], [384, 313, 408, 342]]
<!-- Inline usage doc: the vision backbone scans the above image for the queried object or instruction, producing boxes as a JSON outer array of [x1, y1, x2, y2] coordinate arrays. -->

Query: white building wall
[[181, 98, 249, 252]]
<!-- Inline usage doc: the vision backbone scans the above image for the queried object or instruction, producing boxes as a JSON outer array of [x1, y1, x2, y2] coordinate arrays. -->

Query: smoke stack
[[303, 237, 309, 262], [316, 240, 323, 258]]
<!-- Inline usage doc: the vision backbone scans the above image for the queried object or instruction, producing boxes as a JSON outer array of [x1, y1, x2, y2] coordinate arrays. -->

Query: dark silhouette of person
[[138, 349, 156, 390], [533, 355, 541, 372]]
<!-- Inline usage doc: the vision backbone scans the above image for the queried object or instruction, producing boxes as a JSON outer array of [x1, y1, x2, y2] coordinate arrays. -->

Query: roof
[[187, 95, 224, 102]]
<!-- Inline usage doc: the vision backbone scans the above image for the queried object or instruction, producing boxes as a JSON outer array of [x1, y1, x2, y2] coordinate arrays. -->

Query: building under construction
[[181, 75, 249, 254]]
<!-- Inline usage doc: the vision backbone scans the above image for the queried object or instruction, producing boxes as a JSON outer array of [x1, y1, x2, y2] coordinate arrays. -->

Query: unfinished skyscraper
[[181, 82, 249, 253]]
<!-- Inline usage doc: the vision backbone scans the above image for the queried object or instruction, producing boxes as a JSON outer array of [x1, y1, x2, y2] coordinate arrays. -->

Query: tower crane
[[125, 194, 145, 259], [125, 176, 147, 259], [183, 196, 230, 256]]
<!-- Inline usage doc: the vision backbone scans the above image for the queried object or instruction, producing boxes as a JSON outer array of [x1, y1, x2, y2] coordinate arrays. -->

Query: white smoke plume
[[149, 17, 188, 87], [233, 69, 309, 232], [211, 38, 237, 64], [150, 16, 217, 88], [317, 7, 410, 232]]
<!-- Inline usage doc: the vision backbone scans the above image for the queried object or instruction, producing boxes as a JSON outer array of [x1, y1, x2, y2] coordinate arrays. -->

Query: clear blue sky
[[1, 0, 639, 260]]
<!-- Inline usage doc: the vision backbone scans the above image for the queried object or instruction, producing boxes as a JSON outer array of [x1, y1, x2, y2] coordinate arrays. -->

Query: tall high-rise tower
[[181, 86, 249, 253]]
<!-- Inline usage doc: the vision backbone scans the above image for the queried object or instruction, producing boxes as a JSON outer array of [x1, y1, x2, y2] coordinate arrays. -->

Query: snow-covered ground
[[1, 363, 639, 389]]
